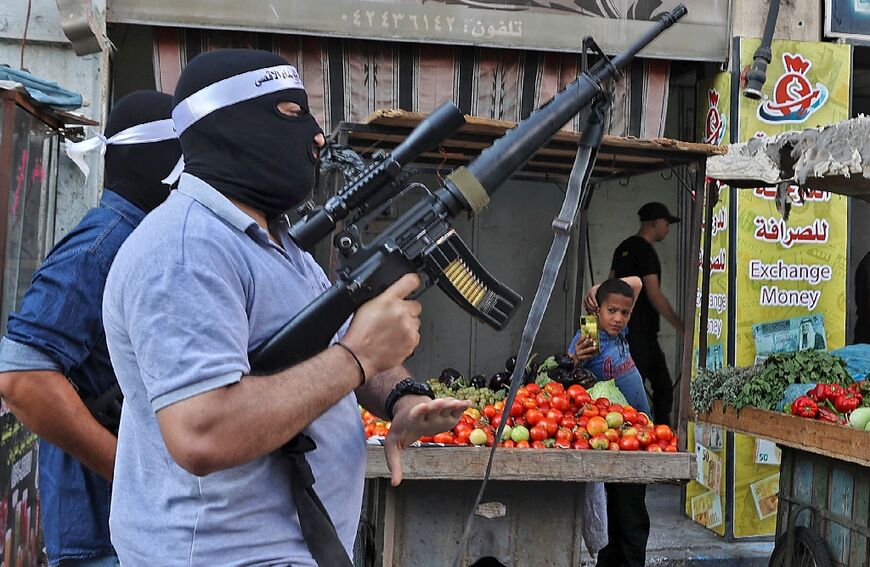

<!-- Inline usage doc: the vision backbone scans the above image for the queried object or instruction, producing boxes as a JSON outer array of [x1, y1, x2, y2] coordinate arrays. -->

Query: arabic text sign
[[106, 0, 730, 60], [731, 38, 850, 540]]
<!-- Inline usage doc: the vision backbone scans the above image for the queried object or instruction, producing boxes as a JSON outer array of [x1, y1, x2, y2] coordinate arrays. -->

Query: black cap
[[638, 202, 680, 224]]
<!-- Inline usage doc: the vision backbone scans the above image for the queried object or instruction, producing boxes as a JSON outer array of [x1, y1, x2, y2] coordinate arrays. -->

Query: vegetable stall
[[697, 116, 870, 567], [318, 110, 722, 565]]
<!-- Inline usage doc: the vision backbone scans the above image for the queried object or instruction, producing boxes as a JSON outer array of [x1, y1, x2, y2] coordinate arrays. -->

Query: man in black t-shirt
[[610, 202, 684, 427]]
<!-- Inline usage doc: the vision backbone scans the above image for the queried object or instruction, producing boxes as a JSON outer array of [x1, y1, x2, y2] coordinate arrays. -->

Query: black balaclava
[[103, 90, 181, 213], [173, 49, 324, 220]]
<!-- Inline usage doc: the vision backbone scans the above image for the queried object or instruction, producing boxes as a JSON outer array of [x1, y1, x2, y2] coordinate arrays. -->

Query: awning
[[340, 109, 724, 182]]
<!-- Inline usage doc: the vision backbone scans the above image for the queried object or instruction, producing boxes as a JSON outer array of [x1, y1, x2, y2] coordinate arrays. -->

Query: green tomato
[[510, 425, 530, 443], [500, 425, 513, 441], [469, 428, 488, 446]]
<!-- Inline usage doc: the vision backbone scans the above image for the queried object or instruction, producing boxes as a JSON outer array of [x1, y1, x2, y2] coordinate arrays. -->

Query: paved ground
[[580, 484, 775, 566]]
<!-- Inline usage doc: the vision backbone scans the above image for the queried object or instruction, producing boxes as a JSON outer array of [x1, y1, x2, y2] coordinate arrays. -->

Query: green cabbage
[[588, 380, 629, 406]]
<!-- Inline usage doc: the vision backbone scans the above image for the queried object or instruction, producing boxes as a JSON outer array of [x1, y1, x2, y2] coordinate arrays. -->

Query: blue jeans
[[58, 556, 120, 567]]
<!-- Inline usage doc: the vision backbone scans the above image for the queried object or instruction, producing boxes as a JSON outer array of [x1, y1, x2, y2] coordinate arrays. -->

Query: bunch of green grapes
[[428, 379, 506, 409]]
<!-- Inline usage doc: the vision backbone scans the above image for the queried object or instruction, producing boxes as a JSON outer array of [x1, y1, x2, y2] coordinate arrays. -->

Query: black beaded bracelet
[[335, 341, 366, 385]]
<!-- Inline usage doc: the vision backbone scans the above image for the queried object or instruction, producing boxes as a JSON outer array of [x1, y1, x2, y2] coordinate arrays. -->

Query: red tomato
[[531, 440, 547, 449], [654, 425, 674, 443], [491, 415, 503, 429], [618, 436, 640, 451], [516, 440, 530, 449], [637, 429, 656, 447], [512, 417, 525, 427], [567, 384, 587, 399], [455, 431, 470, 445], [559, 416, 576, 430], [454, 423, 473, 436], [636, 412, 650, 427], [576, 416, 589, 430], [539, 418, 558, 437], [419, 435, 434, 443], [598, 407, 609, 418], [483, 404, 497, 419], [433, 432, 454, 444], [582, 404, 599, 419], [604, 428, 619, 443], [663, 444, 677, 453], [646, 444, 663, 452], [575, 392, 592, 405], [530, 425, 548, 442], [486, 431, 496, 447], [525, 408, 545, 426], [622, 407, 638, 424], [573, 437, 591, 450], [525, 383, 541, 395], [595, 397, 611, 408], [502, 439, 516, 448], [550, 395, 570, 412], [516, 387, 529, 399], [510, 400, 525, 417], [535, 393, 551, 408], [544, 381, 565, 397], [607, 404, 624, 414], [546, 409, 564, 424], [556, 427, 574, 445], [523, 397, 538, 411]]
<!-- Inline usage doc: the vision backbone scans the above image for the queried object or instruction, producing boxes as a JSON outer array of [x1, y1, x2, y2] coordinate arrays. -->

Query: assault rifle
[[251, 5, 687, 373]]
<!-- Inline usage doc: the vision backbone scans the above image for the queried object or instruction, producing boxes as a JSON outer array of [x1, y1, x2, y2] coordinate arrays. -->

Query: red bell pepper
[[833, 392, 861, 414], [817, 407, 846, 424], [791, 396, 818, 418], [809, 383, 845, 403]]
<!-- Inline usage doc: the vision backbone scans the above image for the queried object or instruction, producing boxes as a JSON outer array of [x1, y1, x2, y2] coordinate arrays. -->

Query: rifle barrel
[[465, 4, 686, 197]]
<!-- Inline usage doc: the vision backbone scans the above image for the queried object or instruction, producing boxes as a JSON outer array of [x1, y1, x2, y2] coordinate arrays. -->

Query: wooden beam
[[364, 446, 695, 483], [696, 402, 870, 468]]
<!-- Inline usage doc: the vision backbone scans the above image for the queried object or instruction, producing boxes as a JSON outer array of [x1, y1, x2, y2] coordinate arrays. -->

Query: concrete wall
[[1, 0, 109, 240], [731, 0, 821, 43], [583, 173, 684, 378]]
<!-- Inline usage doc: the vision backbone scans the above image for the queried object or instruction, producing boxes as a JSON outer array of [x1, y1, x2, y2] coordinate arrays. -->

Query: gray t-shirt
[[103, 174, 365, 566]]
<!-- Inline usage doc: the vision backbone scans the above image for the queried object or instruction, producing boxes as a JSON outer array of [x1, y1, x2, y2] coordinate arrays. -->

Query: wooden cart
[[358, 446, 695, 566], [698, 403, 870, 567]]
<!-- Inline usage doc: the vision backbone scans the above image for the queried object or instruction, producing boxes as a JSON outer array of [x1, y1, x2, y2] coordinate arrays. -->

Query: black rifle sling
[[83, 382, 124, 434], [282, 434, 353, 567], [453, 95, 611, 566]]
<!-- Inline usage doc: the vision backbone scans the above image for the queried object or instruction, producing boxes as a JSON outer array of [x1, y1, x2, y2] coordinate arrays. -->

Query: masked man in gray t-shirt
[[103, 49, 469, 566]]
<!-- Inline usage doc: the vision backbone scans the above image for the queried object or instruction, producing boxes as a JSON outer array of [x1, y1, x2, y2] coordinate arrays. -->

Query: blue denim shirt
[[0, 189, 145, 565], [568, 326, 652, 416]]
